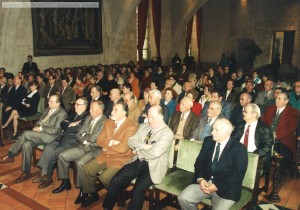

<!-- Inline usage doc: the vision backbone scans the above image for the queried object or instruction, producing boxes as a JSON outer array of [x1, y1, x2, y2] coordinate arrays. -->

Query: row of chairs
[[117, 140, 260, 210]]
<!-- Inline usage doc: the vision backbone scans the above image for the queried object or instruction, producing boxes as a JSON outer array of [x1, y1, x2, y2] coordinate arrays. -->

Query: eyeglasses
[[75, 103, 85, 106]]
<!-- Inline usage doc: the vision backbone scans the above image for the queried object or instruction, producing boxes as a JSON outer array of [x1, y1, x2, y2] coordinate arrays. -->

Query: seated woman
[[198, 84, 213, 107], [2, 81, 40, 139], [162, 87, 178, 116]]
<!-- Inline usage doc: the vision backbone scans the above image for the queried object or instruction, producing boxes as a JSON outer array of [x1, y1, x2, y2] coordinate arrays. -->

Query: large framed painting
[[31, 0, 102, 56]]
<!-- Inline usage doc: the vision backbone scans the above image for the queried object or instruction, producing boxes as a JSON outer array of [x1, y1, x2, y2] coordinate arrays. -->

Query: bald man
[[169, 97, 199, 140], [178, 118, 248, 210]]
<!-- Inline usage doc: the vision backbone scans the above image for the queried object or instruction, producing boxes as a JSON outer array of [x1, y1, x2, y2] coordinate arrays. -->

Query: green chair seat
[[155, 170, 193, 196]]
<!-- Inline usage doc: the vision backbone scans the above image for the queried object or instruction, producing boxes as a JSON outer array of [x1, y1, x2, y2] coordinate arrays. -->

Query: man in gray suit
[[191, 102, 223, 141], [103, 105, 174, 210], [32, 97, 89, 188], [0, 94, 68, 183], [61, 77, 76, 113], [52, 100, 107, 194]]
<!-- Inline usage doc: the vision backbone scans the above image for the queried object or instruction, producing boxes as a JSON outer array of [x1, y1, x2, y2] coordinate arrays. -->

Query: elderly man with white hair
[[232, 103, 273, 171], [178, 118, 248, 210], [191, 101, 223, 141], [169, 97, 198, 140], [138, 89, 169, 124]]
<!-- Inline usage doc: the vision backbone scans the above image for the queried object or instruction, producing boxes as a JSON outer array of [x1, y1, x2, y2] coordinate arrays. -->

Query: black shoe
[[52, 179, 71, 193], [74, 189, 85, 204], [11, 134, 19, 140], [81, 192, 99, 207]]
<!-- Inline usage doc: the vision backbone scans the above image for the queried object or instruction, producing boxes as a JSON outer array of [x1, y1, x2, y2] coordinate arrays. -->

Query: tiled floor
[[0, 137, 299, 210]]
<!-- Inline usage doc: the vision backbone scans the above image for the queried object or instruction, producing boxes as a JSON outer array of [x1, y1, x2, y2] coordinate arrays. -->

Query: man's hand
[[199, 180, 218, 194], [69, 121, 80, 127], [143, 144, 153, 150], [25, 104, 30, 108], [5, 106, 12, 112], [32, 126, 41, 132], [83, 140, 91, 146], [109, 140, 120, 146]]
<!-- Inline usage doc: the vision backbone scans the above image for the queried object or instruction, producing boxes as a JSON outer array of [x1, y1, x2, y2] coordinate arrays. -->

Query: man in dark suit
[[45, 75, 61, 107], [32, 98, 89, 188], [201, 89, 233, 120], [262, 92, 299, 174], [230, 92, 252, 126], [89, 86, 108, 109], [169, 97, 198, 140], [52, 101, 107, 194], [191, 102, 223, 141], [61, 77, 76, 113], [232, 103, 273, 171], [104, 88, 123, 118], [22, 55, 39, 77], [177, 81, 192, 102], [0, 77, 9, 102], [2, 76, 27, 124], [0, 95, 68, 183], [138, 89, 169, 124], [178, 118, 248, 210], [224, 79, 238, 104], [79, 102, 137, 207]]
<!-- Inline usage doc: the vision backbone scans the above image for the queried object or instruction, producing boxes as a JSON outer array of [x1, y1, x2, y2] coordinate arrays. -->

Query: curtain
[[196, 8, 203, 69], [137, 0, 149, 65], [152, 0, 161, 57], [185, 16, 194, 57]]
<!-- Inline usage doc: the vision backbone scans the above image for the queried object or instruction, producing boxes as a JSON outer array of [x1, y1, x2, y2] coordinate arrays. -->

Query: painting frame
[[31, 0, 102, 56]]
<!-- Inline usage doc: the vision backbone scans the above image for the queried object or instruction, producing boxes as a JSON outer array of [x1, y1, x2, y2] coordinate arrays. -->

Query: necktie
[[113, 122, 118, 134], [264, 92, 268, 104], [207, 118, 212, 125], [41, 109, 53, 123], [74, 114, 78, 121], [88, 119, 95, 133], [144, 130, 153, 144], [180, 113, 185, 121], [243, 125, 250, 148], [211, 143, 221, 173], [276, 109, 279, 117], [47, 86, 53, 98]]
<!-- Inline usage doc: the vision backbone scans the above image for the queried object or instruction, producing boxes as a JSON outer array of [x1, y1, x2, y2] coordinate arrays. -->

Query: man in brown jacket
[[79, 101, 137, 207]]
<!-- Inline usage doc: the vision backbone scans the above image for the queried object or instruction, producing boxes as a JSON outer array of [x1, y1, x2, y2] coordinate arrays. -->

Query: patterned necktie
[[243, 125, 250, 148], [144, 130, 153, 144], [180, 113, 185, 121], [113, 122, 118, 134], [211, 143, 221, 173]]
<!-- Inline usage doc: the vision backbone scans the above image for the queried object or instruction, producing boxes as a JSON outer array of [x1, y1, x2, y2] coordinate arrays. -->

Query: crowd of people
[[0, 54, 299, 209]]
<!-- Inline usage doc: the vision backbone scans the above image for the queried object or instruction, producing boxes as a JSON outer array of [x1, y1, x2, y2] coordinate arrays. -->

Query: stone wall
[[196, 0, 300, 69], [0, 0, 299, 74]]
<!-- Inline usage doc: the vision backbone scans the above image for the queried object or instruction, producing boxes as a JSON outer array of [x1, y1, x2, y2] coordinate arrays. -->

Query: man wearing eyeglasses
[[78, 101, 137, 207], [32, 97, 89, 188], [103, 105, 174, 210], [52, 101, 106, 195]]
